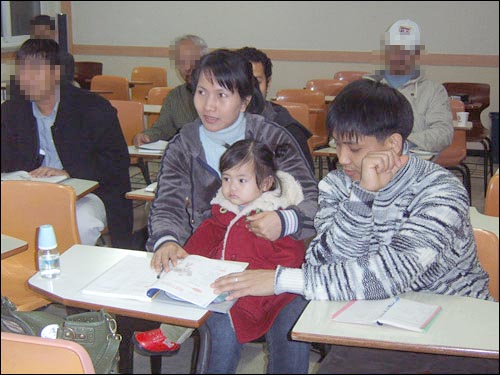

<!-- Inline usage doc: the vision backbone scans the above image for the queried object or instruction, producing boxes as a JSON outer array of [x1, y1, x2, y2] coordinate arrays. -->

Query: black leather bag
[[1, 296, 121, 373]]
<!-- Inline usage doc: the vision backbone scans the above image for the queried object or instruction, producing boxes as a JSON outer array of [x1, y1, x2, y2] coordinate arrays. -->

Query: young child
[[134, 139, 306, 358]]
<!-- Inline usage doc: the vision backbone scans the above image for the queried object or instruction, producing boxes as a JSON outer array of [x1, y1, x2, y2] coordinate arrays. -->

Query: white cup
[[456, 112, 469, 127]]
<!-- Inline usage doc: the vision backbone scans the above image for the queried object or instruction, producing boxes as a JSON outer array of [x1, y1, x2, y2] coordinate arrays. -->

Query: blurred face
[[175, 40, 203, 83], [251, 61, 269, 99], [16, 57, 59, 101], [221, 160, 272, 206], [31, 25, 56, 39], [333, 133, 392, 181], [384, 45, 420, 75], [194, 71, 250, 132]]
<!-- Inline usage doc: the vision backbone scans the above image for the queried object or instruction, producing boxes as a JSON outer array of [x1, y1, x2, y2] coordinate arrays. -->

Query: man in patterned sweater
[[213, 79, 494, 372], [214, 78, 492, 302]]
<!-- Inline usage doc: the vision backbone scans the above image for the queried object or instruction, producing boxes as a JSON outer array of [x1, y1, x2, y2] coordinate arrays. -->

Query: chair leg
[[137, 158, 152, 185], [150, 355, 162, 374], [448, 165, 471, 203]]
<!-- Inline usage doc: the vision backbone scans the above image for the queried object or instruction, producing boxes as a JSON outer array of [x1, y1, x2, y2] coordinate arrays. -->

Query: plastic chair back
[[74, 61, 102, 90], [305, 79, 349, 96], [110, 100, 144, 146], [484, 174, 499, 217], [473, 228, 499, 301], [333, 71, 369, 82], [1, 332, 96, 373], [1, 181, 80, 311], [146, 86, 173, 128], [131, 67, 167, 104], [90, 75, 130, 101]]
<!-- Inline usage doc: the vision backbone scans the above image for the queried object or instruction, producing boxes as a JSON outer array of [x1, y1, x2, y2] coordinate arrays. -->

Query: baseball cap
[[385, 19, 421, 50]]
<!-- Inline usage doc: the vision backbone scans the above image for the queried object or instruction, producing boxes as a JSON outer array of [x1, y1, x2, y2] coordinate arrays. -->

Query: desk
[[61, 178, 99, 199], [129, 80, 153, 88], [28, 244, 211, 373], [1, 234, 28, 259], [143, 104, 161, 115], [292, 292, 498, 359], [128, 145, 163, 160], [125, 186, 155, 201], [470, 206, 499, 238]]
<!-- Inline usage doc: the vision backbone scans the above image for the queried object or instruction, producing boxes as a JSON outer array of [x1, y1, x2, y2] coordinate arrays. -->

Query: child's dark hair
[[327, 79, 413, 143], [220, 139, 282, 191], [191, 49, 265, 114]]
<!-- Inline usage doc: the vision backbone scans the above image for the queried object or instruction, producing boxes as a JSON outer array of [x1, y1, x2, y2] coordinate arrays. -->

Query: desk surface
[[28, 244, 209, 327], [143, 104, 161, 114], [469, 206, 499, 238], [61, 178, 99, 199], [1, 234, 28, 259], [128, 145, 164, 159], [292, 292, 498, 359], [126, 186, 155, 201]]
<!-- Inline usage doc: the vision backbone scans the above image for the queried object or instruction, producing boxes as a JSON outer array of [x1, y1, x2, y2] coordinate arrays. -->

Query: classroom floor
[[123, 154, 497, 374]]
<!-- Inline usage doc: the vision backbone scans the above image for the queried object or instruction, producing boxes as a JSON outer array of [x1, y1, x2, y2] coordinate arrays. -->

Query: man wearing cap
[[366, 19, 453, 153]]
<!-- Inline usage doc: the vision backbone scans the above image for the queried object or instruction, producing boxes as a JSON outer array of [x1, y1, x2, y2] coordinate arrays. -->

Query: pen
[[156, 265, 164, 279]]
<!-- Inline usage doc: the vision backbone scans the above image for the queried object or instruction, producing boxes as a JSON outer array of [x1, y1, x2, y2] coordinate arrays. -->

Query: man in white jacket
[[366, 19, 453, 153]]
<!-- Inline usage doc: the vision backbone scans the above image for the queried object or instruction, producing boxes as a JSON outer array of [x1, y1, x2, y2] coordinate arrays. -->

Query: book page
[[153, 255, 248, 308], [1, 170, 68, 183], [332, 298, 397, 326], [377, 298, 442, 332], [81, 254, 157, 302]]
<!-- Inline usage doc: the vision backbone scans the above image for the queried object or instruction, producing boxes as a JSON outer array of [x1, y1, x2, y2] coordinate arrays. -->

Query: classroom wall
[[2, 1, 499, 127]]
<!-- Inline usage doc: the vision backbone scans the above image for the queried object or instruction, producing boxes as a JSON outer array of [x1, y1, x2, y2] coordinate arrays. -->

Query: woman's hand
[[133, 133, 151, 147], [246, 211, 281, 241], [211, 269, 276, 300], [151, 242, 189, 272]]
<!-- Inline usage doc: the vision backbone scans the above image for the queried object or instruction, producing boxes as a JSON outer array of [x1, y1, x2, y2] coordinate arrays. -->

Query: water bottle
[[37, 224, 61, 279]]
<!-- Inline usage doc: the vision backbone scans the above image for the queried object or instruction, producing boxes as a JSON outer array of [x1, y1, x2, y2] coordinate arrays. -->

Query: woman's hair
[[191, 49, 265, 114], [327, 79, 413, 143], [220, 139, 280, 191]]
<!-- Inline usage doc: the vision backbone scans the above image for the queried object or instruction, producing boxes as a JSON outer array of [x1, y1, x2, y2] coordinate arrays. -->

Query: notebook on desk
[[1, 170, 68, 183]]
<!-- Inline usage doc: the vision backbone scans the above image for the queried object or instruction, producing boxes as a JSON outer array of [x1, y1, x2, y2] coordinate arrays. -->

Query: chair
[[443, 82, 493, 193], [90, 75, 130, 101], [275, 89, 328, 147], [473, 228, 499, 301], [333, 71, 369, 82], [146, 86, 173, 128], [1, 332, 95, 374], [109, 100, 151, 185], [1, 181, 80, 311], [434, 99, 471, 200], [131, 67, 167, 104], [74, 61, 103, 90], [305, 79, 349, 96], [484, 174, 499, 217]]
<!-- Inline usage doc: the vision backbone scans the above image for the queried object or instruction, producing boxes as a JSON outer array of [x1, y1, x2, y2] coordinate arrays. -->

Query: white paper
[[139, 140, 168, 151], [81, 254, 248, 308], [145, 182, 158, 192], [1, 170, 68, 183]]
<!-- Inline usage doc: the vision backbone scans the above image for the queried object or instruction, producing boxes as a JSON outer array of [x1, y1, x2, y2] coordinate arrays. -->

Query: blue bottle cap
[[38, 224, 57, 250]]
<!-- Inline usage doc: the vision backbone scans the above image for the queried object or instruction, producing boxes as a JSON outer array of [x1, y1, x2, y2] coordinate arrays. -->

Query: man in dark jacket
[[237, 47, 314, 170], [1, 38, 133, 248]]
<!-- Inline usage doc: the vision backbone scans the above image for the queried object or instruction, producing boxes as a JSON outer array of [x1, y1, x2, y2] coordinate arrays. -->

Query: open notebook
[[1, 170, 68, 183], [81, 254, 248, 312]]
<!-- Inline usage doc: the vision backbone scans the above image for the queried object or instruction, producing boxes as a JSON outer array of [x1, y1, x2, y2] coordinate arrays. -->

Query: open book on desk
[[332, 296, 442, 332], [1, 170, 68, 183], [81, 254, 248, 312]]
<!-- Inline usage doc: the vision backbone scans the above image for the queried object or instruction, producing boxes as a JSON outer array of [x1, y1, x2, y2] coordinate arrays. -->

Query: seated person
[[213, 79, 492, 372], [133, 34, 208, 146], [134, 140, 307, 371], [365, 19, 453, 153], [1, 39, 133, 248], [236, 47, 314, 169]]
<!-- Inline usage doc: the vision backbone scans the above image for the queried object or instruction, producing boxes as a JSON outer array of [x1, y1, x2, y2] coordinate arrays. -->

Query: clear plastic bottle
[[37, 224, 61, 279]]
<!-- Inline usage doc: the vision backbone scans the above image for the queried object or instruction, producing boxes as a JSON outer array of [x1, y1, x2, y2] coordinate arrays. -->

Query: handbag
[[1, 296, 121, 374]]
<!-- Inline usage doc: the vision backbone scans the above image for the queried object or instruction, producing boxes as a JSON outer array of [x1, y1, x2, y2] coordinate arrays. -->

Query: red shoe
[[133, 328, 180, 356]]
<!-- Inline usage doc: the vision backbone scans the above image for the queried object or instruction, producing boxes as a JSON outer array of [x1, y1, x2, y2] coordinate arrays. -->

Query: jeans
[[205, 295, 311, 374]]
